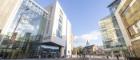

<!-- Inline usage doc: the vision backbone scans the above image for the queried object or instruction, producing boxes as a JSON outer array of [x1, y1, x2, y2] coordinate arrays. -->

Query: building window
[[56, 16, 63, 38], [128, 20, 140, 38], [57, 30, 62, 38], [123, 6, 130, 17], [59, 15, 63, 24], [106, 45, 111, 48], [60, 10, 63, 16]]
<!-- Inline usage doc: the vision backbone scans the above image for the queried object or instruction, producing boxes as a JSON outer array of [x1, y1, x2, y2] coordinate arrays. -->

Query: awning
[[41, 42, 63, 47]]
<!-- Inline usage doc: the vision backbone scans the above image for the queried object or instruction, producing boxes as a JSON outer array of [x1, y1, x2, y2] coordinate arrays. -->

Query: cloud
[[74, 30, 101, 41]]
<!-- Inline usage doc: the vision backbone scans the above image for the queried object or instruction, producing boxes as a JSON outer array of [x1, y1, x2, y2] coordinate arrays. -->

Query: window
[[106, 45, 111, 48], [60, 10, 63, 16], [59, 15, 63, 24], [123, 6, 130, 17], [56, 16, 63, 38], [128, 20, 140, 38], [128, 25, 136, 37], [136, 20, 140, 32], [58, 25, 62, 31], [57, 30, 62, 38]]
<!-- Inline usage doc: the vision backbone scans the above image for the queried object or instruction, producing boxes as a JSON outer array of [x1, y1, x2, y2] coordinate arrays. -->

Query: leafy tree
[[72, 46, 83, 55]]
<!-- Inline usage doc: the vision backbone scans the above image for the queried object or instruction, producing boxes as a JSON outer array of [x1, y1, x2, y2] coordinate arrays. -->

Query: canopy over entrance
[[41, 42, 63, 47]]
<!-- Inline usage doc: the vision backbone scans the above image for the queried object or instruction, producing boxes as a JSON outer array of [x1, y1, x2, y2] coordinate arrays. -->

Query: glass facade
[[7, 0, 47, 38], [108, 0, 126, 47], [99, 16, 117, 48], [56, 15, 63, 38], [0, 0, 48, 58]]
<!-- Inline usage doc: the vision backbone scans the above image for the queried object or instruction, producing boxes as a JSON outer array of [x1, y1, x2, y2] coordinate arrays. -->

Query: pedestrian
[[106, 55, 109, 59], [116, 55, 119, 60]]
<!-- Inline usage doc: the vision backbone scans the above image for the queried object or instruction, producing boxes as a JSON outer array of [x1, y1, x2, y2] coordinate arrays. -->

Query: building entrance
[[40, 42, 64, 58]]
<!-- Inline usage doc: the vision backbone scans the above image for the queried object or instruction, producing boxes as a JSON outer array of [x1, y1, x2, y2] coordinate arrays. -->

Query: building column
[[60, 47, 64, 57], [120, 50, 123, 57], [120, 50, 126, 60], [111, 51, 114, 57]]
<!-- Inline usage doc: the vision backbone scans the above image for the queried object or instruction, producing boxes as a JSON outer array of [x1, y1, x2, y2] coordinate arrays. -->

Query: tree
[[72, 46, 83, 55], [72, 48, 77, 55]]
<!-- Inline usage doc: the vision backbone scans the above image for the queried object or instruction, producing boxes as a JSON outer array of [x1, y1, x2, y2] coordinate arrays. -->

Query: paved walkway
[[1, 58, 124, 60]]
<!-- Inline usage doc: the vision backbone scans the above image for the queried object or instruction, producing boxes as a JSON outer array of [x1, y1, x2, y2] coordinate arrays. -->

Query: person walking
[[106, 55, 109, 59], [116, 55, 119, 60]]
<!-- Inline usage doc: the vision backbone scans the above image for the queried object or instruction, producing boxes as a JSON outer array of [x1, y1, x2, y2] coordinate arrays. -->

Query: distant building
[[83, 45, 97, 55], [115, 0, 140, 57], [83, 45, 104, 55], [96, 46, 105, 55]]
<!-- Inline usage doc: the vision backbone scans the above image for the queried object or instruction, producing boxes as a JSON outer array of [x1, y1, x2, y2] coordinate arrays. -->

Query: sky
[[35, 0, 113, 47]]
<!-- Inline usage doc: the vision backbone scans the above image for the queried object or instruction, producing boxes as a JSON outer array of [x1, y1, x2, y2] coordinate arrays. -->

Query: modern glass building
[[108, 0, 126, 47], [99, 0, 128, 57], [0, 0, 73, 58], [0, 0, 48, 58], [6, 0, 48, 37]]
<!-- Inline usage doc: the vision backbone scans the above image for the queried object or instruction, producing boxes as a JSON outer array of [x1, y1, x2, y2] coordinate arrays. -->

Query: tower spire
[[86, 40, 90, 46]]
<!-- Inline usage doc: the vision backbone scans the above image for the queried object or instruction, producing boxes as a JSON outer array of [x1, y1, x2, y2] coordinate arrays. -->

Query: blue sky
[[35, 0, 113, 47]]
